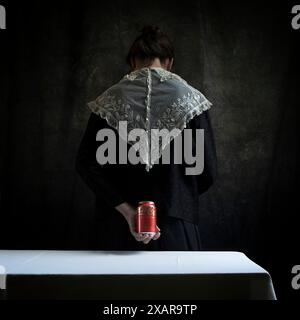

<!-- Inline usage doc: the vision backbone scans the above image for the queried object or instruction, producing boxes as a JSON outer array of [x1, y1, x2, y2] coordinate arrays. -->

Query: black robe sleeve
[[75, 112, 126, 208], [188, 110, 218, 195]]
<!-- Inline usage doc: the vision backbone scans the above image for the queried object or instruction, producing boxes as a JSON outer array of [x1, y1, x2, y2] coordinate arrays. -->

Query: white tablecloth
[[0, 250, 276, 300]]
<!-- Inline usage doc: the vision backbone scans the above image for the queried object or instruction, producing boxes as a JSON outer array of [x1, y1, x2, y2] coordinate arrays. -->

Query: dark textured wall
[[0, 0, 299, 299]]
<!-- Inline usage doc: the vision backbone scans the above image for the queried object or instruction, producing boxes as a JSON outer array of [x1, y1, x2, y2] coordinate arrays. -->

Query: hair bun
[[141, 25, 162, 36]]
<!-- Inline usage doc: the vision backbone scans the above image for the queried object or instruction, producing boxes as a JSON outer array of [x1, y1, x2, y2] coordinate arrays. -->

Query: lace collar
[[124, 67, 183, 82], [87, 68, 212, 171]]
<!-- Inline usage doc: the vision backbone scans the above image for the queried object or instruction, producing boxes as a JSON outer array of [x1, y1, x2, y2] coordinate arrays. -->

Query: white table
[[0, 250, 276, 300]]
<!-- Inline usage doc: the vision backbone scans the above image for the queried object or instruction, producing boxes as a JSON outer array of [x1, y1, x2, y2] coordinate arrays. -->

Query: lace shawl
[[87, 66, 212, 171]]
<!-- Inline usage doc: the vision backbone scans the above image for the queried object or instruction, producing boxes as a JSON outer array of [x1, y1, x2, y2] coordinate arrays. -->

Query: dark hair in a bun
[[126, 25, 174, 67]]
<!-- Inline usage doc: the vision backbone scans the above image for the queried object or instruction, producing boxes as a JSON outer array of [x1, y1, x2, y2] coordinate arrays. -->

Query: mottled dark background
[[0, 0, 299, 300]]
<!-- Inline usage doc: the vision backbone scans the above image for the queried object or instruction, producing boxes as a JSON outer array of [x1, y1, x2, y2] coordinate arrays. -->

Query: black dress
[[75, 110, 217, 251]]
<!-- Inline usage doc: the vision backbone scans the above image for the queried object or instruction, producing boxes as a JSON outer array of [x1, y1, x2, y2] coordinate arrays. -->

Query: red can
[[135, 201, 158, 235]]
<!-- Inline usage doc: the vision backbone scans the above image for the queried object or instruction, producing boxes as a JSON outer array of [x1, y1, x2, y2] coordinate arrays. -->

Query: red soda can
[[135, 201, 158, 235]]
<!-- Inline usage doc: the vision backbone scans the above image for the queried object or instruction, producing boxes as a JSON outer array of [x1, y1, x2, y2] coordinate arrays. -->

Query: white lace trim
[[124, 66, 187, 83]]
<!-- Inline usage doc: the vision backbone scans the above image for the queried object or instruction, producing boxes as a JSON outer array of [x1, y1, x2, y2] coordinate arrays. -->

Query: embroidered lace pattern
[[87, 67, 212, 171]]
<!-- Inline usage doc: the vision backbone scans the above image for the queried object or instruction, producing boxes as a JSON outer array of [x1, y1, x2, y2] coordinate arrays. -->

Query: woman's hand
[[115, 202, 161, 244]]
